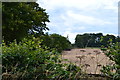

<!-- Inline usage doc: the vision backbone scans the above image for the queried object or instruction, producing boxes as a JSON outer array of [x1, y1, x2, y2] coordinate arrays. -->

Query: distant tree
[[82, 33, 91, 47], [39, 33, 72, 53], [101, 34, 116, 47], [39, 33, 52, 48], [2, 2, 49, 43], [88, 33, 103, 47], [75, 33, 100, 48], [74, 33, 117, 48], [116, 36, 120, 42], [95, 33, 103, 47], [75, 34, 84, 48], [50, 34, 72, 52]]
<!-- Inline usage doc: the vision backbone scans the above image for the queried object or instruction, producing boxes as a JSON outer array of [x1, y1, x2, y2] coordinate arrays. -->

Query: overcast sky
[[37, 0, 119, 43]]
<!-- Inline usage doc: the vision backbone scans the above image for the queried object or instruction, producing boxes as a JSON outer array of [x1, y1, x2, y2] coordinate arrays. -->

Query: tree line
[[74, 33, 120, 48]]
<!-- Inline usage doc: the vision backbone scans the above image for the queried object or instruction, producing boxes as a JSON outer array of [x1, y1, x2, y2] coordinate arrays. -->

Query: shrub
[[101, 42, 120, 80], [2, 38, 80, 79]]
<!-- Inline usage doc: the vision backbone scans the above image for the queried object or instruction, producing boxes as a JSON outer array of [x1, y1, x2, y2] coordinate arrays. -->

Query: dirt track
[[62, 48, 114, 74]]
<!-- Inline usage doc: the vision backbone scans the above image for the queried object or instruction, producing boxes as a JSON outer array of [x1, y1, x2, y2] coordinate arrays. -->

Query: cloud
[[62, 31, 79, 43], [65, 11, 112, 25], [37, 0, 119, 12], [37, 0, 118, 43]]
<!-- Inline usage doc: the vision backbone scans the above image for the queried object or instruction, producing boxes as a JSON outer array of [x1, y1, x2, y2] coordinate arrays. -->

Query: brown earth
[[62, 48, 114, 74]]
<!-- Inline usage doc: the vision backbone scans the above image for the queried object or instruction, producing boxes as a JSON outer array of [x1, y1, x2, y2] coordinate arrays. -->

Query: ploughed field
[[62, 48, 114, 74]]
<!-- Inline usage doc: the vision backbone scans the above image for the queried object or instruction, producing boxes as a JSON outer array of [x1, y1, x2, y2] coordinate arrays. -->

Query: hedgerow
[[2, 38, 81, 80]]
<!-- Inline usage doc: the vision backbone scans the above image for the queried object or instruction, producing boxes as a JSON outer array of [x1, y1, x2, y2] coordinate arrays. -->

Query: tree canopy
[[39, 33, 72, 52], [2, 2, 49, 42], [75, 33, 118, 48]]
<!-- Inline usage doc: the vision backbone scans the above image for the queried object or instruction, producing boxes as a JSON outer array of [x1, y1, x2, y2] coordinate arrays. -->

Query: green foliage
[[75, 33, 103, 48], [101, 42, 120, 80], [39, 33, 72, 53], [2, 2, 49, 43], [75, 33, 118, 48], [2, 38, 80, 79], [100, 34, 116, 47]]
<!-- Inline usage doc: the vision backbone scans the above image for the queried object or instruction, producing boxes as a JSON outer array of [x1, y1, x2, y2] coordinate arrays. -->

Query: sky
[[37, 0, 119, 43]]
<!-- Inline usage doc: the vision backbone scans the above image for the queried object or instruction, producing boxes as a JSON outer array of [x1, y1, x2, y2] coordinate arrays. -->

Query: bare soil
[[62, 48, 114, 74]]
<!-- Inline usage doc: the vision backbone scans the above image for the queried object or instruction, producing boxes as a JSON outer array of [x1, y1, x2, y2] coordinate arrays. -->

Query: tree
[[50, 34, 72, 52], [75, 33, 97, 48], [94, 33, 103, 47], [2, 2, 49, 43], [75, 34, 84, 48], [39, 33, 72, 53], [101, 34, 116, 47], [74, 33, 117, 48], [87, 33, 103, 47], [116, 36, 120, 42]]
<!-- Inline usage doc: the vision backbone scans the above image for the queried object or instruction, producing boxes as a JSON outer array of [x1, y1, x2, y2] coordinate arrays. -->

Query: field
[[62, 48, 114, 74]]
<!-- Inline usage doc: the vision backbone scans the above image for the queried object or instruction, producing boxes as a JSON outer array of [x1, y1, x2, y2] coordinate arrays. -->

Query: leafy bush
[[101, 42, 120, 80], [2, 38, 80, 79]]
